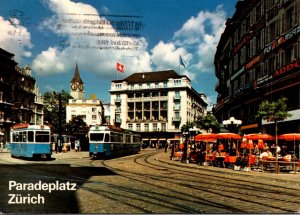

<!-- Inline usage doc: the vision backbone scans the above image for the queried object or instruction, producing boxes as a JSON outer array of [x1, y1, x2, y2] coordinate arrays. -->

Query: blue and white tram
[[10, 124, 51, 159], [88, 125, 141, 159]]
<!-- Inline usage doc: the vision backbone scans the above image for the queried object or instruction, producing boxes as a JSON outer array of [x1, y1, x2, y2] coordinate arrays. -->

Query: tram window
[[90, 133, 104, 141], [22, 132, 26, 142], [133, 136, 140, 143], [28, 131, 34, 142], [36, 131, 50, 142], [104, 134, 110, 142], [111, 133, 117, 142], [126, 134, 131, 143], [118, 133, 123, 142], [15, 133, 20, 142]]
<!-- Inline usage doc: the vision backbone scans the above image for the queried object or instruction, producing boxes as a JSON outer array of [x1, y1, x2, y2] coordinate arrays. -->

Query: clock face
[[71, 83, 78, 91], [78, 84, 84, 91]]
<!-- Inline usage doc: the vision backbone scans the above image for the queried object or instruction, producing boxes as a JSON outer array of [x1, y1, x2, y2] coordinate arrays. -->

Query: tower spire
[[70, 63, 83, 84]]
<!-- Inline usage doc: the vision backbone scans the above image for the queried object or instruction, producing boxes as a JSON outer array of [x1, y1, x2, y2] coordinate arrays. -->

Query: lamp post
[[222, 117, 242, 133], [182, 130, 189, 163]]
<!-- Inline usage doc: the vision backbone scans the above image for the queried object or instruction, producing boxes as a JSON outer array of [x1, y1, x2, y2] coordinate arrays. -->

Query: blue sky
[[0, 0, 237, 106]]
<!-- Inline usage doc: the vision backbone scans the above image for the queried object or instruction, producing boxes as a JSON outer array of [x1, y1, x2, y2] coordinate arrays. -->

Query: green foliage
[[256, 97, 292, 122], [43, 90, 73, 132], [196, 113, 219, 132], [64, 115, 88, 133], [181, 122, 194, 133]]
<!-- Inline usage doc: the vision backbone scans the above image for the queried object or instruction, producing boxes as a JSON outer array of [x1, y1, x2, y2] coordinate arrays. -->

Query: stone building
[[214, 0, 300, 133]]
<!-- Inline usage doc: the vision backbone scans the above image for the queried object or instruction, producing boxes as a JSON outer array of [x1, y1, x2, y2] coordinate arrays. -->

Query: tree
[[196, 113, 219, 133], [43, 90, 72, 133], [64, 115, 88, 133], [256, 97, 292, 173], [180, 122, 194, 133]]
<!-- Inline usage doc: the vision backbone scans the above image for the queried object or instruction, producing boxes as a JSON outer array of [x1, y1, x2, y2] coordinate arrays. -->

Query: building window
[[161, 123, 166, 131], [256, 3, 261, 21], [153, 123, 157, 131], [116, 83, 122, 89], [255, 32, 261, 53], [163, 82, 167, 87], [128, 124, 133, 130], [92, 115, 97, 120], [136, 124, 141, 132], [285, 47, 292, 65], [286, 7, 294, 31], [144, 124, 149, 132], [174, 80, 181, 86], [92, 108, 96, 112]]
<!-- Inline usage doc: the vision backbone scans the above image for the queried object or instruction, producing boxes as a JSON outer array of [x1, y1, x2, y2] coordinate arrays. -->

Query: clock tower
[[70, 63, 84, 100]]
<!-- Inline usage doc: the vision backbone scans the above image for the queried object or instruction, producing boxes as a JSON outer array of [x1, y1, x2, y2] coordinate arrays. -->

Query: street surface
[[0, 148, 300, 214]]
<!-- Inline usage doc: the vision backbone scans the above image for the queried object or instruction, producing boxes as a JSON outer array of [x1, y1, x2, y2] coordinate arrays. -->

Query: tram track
[[0, 153, 208, 213], [1, 150, 300, 213], [99, 150, 300, 213]]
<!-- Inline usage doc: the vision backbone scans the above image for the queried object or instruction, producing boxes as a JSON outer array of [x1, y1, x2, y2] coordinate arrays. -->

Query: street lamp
[[223, 117, 242, 133]]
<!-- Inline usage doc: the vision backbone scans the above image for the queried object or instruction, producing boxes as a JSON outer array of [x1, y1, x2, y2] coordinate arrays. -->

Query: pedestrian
[[164, 142, 168, 153], [75, 140, 78, 152]]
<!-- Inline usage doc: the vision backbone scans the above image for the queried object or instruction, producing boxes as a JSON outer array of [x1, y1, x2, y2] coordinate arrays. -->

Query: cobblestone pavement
[[0, 149, 300, 214]]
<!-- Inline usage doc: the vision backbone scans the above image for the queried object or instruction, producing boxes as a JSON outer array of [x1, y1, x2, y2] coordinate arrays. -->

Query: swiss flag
[[116, 62, 124, 73]]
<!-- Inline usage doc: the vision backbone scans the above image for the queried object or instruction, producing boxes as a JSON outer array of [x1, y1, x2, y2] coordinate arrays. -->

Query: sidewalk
[[51, 150, 89, 159], [155, 150, 300, 183]]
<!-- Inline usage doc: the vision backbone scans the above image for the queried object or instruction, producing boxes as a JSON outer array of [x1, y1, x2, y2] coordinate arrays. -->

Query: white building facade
[[110, 70, 207, 135], [66, 64, 103, 126]]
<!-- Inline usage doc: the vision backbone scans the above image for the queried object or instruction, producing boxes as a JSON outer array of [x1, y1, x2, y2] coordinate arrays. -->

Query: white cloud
[[151, 6, 226, 80], [175, 5, 226, 73], [150, 5, 227, 79], [32, 0, 227, 90], [150, 41, 191, 71], [33, 0, 151, 77], [0, 16, 33, 63]]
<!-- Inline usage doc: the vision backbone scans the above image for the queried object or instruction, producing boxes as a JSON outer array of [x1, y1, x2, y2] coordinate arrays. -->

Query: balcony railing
[[172, 117, 181, 122], [173, 106, 181, 111], [115, 98, 121, 103], [173, 95, 181, 100]]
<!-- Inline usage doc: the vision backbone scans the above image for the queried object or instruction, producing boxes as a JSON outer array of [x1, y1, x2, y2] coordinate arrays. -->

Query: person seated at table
[[213, 149, 221, 157], [253, 144, 260, 156], [218, 142, 224, 152], [281, 143, 288, 157], [260, 149, 273, 159], [270, 143, 281, 156], [283, 154, 292, 162], [263, 143, 269, 151]]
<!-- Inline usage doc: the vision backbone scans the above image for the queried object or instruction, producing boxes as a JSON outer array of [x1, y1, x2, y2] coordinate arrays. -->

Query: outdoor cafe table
[[259, 159, 299, 173]]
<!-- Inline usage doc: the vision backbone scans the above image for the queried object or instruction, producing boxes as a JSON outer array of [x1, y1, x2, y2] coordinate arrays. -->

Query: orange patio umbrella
[[195, 133, 217, 163], [216, 133, 242, 139], [244, 133, 275, 141], [195, 133, 217, 142], [278, 133, 300, 161], [278, 133, 300, 141]]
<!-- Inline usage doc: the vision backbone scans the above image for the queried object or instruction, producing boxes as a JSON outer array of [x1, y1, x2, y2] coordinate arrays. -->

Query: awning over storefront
[[241, 123, 258, 130]]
